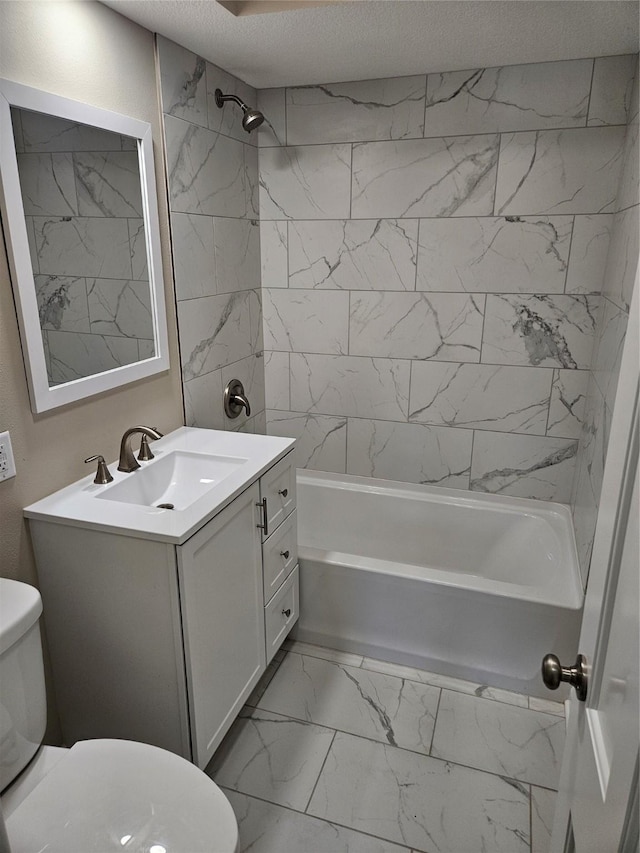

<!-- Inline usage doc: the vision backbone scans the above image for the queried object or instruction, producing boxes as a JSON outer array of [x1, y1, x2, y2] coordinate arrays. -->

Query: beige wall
[[0, 1, 183, 735]]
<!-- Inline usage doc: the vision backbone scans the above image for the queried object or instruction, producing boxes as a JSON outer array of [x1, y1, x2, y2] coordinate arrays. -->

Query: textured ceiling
[[100, 0, 640, 88]]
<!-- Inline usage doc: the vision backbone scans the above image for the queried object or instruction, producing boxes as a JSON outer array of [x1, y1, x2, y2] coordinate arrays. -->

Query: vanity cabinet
[[29, 449, 298, 771]]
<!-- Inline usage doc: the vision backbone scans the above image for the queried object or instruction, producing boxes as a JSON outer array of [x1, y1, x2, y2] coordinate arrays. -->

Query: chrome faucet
[[117, 426, 164, 473]]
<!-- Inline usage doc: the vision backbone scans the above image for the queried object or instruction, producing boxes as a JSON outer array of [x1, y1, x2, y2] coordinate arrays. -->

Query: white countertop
[[24, 427, 295, 545]]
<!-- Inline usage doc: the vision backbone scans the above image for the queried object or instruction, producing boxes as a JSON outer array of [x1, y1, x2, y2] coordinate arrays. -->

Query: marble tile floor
[[207, 640, 565, 853]]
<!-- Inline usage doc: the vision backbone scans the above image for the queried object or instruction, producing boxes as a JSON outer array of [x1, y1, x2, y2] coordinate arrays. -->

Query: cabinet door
[[177, 482, 266, 769]]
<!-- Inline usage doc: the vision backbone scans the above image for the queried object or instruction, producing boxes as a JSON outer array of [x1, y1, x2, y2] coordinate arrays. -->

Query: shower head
[[214, 88, 265, 134]]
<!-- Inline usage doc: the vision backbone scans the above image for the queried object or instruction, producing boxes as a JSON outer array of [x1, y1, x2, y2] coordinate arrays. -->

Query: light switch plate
[[0, 431, 17, 480]]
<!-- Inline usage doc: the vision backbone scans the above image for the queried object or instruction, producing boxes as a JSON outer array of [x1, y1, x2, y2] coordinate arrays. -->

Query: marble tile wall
[[158, 35, 265, 433], [12, 111, 153, 384], [259, 54, 637, 502], [570, 57, 639, 584]]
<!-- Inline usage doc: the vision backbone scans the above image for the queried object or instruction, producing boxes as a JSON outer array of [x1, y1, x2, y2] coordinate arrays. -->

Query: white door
[[551, 279, 639, 853]]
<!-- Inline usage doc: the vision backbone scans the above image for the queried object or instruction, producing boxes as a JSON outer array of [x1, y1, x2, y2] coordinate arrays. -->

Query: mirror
[[0, 78, 170, 413]]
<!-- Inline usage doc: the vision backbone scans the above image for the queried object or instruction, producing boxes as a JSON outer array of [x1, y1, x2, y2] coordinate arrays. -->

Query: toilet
[[0, 578, 239, 853]]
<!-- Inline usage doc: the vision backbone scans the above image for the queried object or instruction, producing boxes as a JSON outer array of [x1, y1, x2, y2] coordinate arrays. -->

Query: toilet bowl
[[0, 578, 239, 853]]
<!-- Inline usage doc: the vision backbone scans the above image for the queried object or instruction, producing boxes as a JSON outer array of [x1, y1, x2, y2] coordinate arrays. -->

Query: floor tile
[[529, 696, 566, 716], [208, 708, 334, 811], [361, 657, 529, 708], [225, 789, 411, 853], [308, 731, 530, 853], [257, 653, 440, 754], [531, 786, 557, 853], [283, 639, 364, 667], [431, 690, 565, 788], [245, 653, 284, 707]]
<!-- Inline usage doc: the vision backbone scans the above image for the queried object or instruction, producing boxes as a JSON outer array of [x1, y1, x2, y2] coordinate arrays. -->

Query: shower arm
[[215, 90, 248, 112]]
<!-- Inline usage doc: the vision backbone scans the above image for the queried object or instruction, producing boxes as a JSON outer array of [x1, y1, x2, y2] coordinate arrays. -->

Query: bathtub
[[295, 470, 583, 698]]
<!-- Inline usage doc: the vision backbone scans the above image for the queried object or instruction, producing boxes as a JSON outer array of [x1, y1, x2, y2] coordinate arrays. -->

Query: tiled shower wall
[[158, 36, 265, 433], [571, 59, 639, 583], [259, 55, 637, 502]]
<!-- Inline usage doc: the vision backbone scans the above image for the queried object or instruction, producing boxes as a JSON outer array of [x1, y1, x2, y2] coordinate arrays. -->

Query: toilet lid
[[5, 739, 239, 853]]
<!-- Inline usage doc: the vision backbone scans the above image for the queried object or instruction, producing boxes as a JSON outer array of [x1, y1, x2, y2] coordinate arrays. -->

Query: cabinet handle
[[280, 550, 290, 560], [256, 498, 268, 537], [282, 608, 291, 618], [278, 488, 288, 498]]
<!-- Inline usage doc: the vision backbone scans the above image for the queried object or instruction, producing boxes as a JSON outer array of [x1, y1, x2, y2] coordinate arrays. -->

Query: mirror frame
[[0, 78, 170, 413]]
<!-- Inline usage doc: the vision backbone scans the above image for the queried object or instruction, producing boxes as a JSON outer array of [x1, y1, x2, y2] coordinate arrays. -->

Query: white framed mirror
[[0, 78, 170, 413]]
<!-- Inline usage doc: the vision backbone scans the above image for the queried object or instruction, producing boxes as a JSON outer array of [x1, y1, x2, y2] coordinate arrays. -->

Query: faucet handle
[[138, 434, 155, 462], [85, 454, 114, 485]]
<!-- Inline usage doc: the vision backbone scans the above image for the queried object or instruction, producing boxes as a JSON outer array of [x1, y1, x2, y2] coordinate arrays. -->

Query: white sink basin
[[96, 451, 248, 511]]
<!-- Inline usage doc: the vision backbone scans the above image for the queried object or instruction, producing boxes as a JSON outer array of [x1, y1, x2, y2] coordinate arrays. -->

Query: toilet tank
[[0, 579, 47, 793]]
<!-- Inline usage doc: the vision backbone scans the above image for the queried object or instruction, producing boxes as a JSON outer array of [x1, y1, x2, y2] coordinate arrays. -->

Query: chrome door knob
[[541, 653, 588, 702]]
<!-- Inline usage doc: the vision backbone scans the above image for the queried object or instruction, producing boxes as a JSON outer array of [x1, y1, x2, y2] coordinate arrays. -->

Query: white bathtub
[[295, 471, 584, 698]]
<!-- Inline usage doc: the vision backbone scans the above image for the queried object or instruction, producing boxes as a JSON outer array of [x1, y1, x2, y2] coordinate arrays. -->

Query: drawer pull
[[256, 498, 268, 537], [280, 549, 290, 560], [282, 608, 291, 618], [278, 488, 288, 498]]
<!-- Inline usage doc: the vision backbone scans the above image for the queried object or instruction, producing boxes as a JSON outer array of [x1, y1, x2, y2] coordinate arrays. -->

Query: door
[[178, 482, 266, 769], [551, 278, 639, 853]]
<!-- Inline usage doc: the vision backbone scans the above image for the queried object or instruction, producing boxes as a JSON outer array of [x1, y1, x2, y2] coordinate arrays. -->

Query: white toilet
[[0, 578, 239, 853]]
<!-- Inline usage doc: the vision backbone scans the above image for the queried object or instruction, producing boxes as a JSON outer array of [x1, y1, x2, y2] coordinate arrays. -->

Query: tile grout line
[[219, 784, 416, 852], [247, 700, 561, 793], [428, 687, 443, 755], [303, 728, 337, 814], [285, 645, 553, 711]]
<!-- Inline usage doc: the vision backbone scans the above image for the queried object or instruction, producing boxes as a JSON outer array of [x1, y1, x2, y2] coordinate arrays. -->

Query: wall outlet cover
[[0, 431, 17, 480]]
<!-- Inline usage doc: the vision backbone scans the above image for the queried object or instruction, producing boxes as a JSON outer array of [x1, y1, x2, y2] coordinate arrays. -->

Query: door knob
[[541, 653, 588, 702]]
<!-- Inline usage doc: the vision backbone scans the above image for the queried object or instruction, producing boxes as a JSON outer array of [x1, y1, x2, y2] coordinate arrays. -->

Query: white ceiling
[[100, 0, 640, 89]]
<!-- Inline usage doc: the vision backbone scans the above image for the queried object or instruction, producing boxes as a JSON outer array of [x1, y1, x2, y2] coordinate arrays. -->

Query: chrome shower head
[[214, 88, 265, 134]]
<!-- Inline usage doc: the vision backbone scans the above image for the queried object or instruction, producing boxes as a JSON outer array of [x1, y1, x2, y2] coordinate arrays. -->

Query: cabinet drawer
[[264, 566, 299, 664], [263, 510, 297, 604], [259, 452, 296, 538]]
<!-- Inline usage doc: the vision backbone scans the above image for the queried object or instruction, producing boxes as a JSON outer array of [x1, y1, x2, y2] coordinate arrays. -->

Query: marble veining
[[409, 363, 552, 434], [74, 151, 143, 218], [257, 653, 440, 752], [158, 36, 207, 126], [547, 369, 589, 439], [32, 216, 132, 279], [565, 215, 612, 295], [307, 731, 530, 852], [289, 219, 418, 291], [290, 353, 410, 421], [224, 790, 410, 853], [87, 278, 153, 339], [470, 432, 578, 501], [263, 289, 349, 354], [417, 215, 572, 293], [425, 59, 592, 137], [352, 134, 500, 218], [431, 690, 565, 788], [35, 275, 89, 333], [266, 411, 346, 473], [260, 221, 288, 289], [481, 294, 599, 369], [259, 144, 351, 220], [46, 330, 139, 385], [495, 126, 626, 215], [346, 418, 473, 488], [178, 291, 253, 380], [210, 707, 335, 810], [16, 153, 78, 217], [350, 292, 484, 361], [286, 76, 426, 145], [588, 55, 636, 127]]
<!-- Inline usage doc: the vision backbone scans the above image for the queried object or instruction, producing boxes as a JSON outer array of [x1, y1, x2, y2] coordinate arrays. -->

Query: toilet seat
[[5, 739, 239, 853]]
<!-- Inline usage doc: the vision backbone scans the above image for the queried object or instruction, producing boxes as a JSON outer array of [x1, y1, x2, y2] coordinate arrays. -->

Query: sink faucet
[[118, 426, 164, 473]]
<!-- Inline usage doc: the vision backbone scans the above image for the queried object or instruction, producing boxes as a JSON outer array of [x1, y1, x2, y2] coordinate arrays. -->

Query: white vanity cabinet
[[28, 444, 298, 771]]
